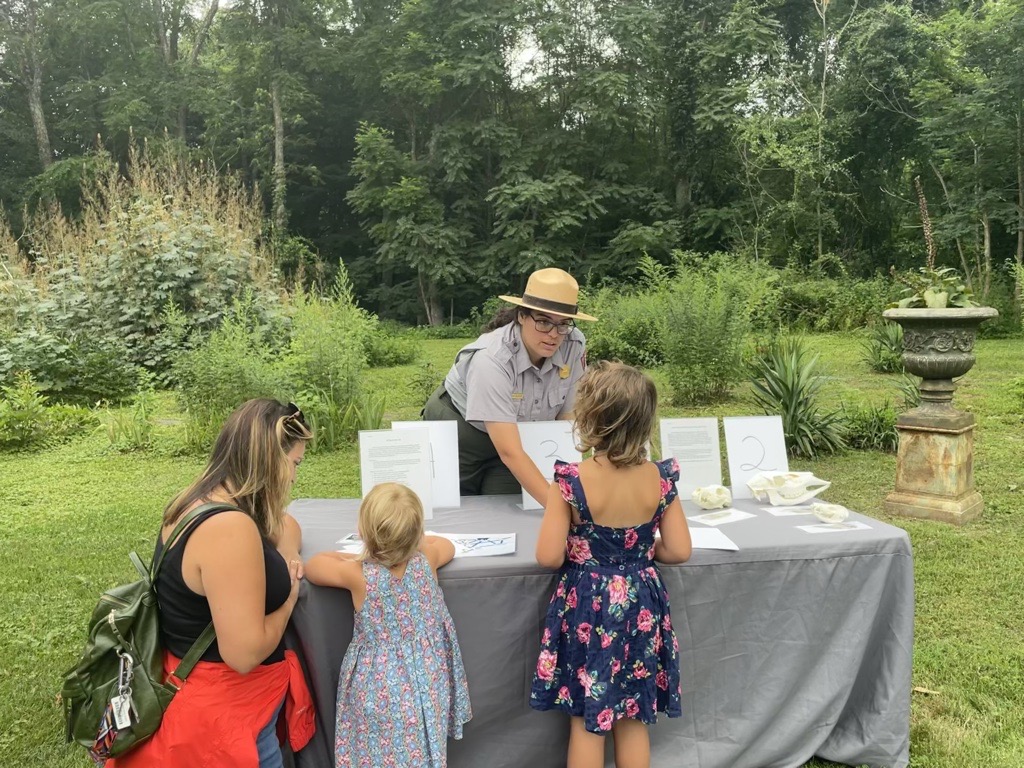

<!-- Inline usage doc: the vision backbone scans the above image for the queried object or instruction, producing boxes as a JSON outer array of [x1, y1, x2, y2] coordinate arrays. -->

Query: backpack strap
[[151, 501, 244, 687], [151, 502, 245, 578]]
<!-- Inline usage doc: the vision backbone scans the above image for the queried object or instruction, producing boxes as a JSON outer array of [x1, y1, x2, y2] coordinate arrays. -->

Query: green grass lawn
[[2, 333, 1022, 766]]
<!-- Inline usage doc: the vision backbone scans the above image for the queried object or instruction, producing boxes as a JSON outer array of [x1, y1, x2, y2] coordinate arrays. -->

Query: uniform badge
[[512, 392, 524, 400], [559, 365, 570, 379]]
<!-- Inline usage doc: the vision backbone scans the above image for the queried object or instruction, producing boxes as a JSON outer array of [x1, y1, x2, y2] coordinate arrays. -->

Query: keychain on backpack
[[88, 649, 138, 763]]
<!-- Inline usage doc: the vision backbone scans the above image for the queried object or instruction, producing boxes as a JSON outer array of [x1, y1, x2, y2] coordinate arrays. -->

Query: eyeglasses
[[529, 313, 576, 336]]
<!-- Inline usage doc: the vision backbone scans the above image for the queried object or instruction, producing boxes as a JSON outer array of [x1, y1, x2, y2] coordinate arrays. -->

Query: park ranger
[[423, 268, 597, 505]]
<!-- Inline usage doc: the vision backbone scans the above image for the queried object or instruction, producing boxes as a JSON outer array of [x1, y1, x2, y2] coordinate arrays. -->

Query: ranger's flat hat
[[499, 268, 597, 321]]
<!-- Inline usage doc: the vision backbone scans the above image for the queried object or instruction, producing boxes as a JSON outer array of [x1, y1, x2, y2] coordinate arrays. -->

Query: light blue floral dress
[[335, 553, 471, 768], [530, 459, 683, 733]]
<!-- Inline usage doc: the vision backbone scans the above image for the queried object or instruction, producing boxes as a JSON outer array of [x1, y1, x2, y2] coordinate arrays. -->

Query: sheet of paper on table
[[358, 427, 433, 518], [517, 420, 582, 510], [762, 505, 816, 516], [391, 421, 461, 508], [337, 531, 517, 558], [658, 417, 722, 497], [689, 527, 739, 551], [688, 508, 756, 526], [430, 532, 517, 558], [797, 521, 872, 534]]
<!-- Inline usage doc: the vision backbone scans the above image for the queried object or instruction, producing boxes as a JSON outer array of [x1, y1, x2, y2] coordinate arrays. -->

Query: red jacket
[[107, 649, 315, 768]]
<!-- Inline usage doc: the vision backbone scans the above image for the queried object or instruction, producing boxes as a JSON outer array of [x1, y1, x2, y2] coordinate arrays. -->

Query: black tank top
[[154, 507, 291, 664]]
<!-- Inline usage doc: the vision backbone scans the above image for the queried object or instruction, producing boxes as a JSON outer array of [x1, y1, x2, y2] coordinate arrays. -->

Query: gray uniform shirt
[[444, 322, 587, 431]]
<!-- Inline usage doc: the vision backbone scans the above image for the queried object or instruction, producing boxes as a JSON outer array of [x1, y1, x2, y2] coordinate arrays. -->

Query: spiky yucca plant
[[748, 338, 847, 459]]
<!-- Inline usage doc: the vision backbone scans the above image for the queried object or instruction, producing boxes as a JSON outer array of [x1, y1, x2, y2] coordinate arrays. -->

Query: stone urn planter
[[881, 307, 998, 524]]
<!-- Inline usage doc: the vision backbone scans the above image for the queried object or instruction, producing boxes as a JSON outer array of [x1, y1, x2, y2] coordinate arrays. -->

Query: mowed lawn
[[1, 333, 1022, 767]]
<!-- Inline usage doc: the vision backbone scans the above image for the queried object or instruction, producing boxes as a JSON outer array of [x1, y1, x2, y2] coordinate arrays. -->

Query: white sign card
[[517, 420, 582, 510], [761, 505, 815, 517], [358, 428, 434, 519], [391, 421, 461, 508], [687, 508, 756, 527], [689, 528, 739, 551], [658, 418, 722, 497], [722, 415, 789, 499], [797, 521, 872, 534]]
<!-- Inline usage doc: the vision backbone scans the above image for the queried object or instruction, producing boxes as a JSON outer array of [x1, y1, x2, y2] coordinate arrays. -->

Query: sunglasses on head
[[283, 402, 307, 429]]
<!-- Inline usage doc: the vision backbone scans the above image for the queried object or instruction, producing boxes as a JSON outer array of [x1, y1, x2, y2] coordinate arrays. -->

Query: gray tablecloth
[[287, 497, 912, 768]]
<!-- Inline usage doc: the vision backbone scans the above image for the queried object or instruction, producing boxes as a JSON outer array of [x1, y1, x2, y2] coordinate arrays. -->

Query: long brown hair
[[573, 361, 657, 467], [163, 399, 312, 540], [482, 307, 527, 333]]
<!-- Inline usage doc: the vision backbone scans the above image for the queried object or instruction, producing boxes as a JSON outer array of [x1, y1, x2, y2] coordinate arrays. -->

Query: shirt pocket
[[547, 384, 571, 418]]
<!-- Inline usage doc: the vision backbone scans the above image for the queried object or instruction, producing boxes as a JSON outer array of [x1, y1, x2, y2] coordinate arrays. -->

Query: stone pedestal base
[[883, 414, 983, 526]]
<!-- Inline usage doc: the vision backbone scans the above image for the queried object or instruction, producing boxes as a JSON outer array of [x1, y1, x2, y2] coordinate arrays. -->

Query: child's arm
[[305, 551, 362, 590], [421, 535, 456, 574], [655, 497, 692, 564], [536, 481, 572, 569]]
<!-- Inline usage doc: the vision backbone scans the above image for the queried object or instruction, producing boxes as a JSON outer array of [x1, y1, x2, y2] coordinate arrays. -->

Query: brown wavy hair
[[573, 361, 656, 467], [358, 483, 424, 568], [163, 399, 313, 540]]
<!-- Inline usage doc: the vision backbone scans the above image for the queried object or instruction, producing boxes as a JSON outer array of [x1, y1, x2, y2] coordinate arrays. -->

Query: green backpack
[[61, 502, 239, 762]]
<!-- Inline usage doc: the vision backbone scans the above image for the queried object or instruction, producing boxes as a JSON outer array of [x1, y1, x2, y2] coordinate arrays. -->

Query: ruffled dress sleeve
[[553, 460, 581, 507], [656, 458, 681, 508]]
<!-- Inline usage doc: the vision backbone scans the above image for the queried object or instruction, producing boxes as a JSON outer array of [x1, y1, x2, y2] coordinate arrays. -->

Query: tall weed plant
[[0, 141, 283, 397], [663, 254, 765, 405], [748, 337, 847, 458]]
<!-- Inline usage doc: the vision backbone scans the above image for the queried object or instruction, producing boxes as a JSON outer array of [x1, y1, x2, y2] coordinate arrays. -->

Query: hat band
[[522, 293, 578, 316]]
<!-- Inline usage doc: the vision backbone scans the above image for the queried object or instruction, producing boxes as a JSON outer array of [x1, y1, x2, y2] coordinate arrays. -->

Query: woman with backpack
[[108, 398, 315, 767]]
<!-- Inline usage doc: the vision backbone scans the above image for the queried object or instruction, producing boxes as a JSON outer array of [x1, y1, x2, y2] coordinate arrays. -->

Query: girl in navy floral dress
[[531, 362, 692, 768]]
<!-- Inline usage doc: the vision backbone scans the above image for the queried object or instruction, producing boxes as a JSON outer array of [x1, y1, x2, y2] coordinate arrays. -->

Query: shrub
[[585, 286, 667, 367], [364, 325, 420, 367], [407, 361, 444, 404], [172, 300, 286, 451], [664, 257, 756, 406], [0, 328, 141, 405], [0, 140, 283, 388], [778, 272, 897, 331], [748, 337, 847, 458], [861, 322, 905, 374], [281, 271, 370, 408], [0, 372, 50, 451], [843, 401, 899, 452]]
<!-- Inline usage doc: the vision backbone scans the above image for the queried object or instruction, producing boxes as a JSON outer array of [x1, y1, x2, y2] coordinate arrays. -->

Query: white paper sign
[[359, 428, 433, 518], [687, 508, 756, 527], [761, 505, 815, 517], [797, 521, 872, 534], [431, 532, 517, 558], [723, 416, 789, 499], [517, 420, 582, 509], [690, 528, 739, 551], [659, 418, 722, 497], [391, 421, 461, 508]]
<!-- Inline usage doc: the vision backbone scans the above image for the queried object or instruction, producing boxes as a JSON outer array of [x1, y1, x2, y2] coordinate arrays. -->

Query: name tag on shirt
[[511, 392, 524, 400]]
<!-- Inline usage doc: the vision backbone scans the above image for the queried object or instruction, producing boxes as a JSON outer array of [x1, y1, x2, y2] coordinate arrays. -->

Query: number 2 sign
[[517, 421, 582, 510]]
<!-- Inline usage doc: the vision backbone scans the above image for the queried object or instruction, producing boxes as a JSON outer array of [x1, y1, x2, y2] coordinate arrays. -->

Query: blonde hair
[[163, 399, 312, 540], [358, 483, 424, 568], [573, 361, 657, 467]]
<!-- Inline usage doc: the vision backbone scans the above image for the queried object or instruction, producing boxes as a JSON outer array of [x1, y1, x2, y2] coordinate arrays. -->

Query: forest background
[[2, 0, 1024, 326]]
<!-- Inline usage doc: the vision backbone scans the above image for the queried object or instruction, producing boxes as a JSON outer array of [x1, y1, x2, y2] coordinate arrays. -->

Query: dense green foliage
[[2, 0, 1023, 324]]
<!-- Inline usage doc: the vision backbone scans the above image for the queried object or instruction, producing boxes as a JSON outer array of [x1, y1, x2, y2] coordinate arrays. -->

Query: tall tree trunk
[[418, 268, 443, 326], [982, 211, 992, 301], [26, 43, 52, 169], [271, 78, 287, 236]]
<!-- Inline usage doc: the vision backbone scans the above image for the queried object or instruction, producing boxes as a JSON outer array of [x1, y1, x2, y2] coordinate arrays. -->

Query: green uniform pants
[[422, 385, 521, 497]]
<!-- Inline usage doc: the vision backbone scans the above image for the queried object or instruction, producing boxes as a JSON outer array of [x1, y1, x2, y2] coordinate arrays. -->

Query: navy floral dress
[[530, 459, 682, 734]]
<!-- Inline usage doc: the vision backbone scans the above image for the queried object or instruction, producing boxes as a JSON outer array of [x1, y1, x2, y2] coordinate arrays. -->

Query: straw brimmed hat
[[499, 268, 597, 321]]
